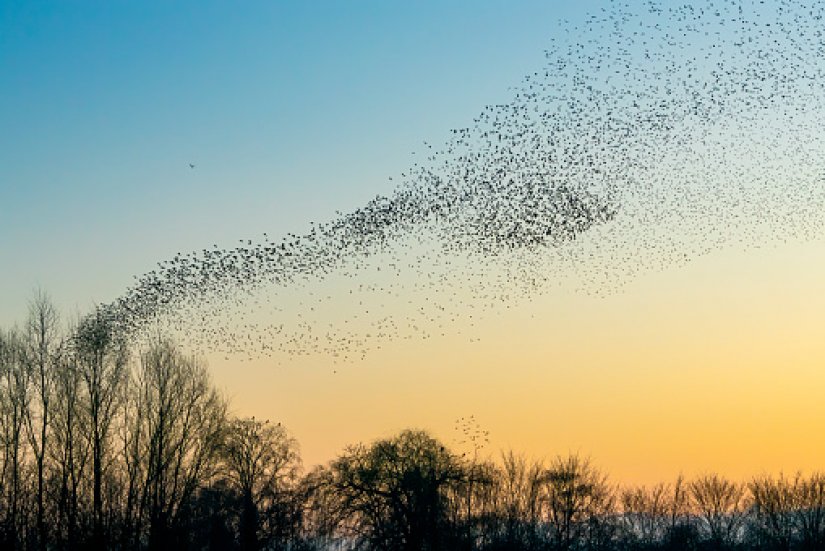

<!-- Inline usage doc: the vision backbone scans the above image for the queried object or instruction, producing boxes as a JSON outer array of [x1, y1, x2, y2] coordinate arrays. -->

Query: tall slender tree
[[133, 339, 226, 549], [74, 310, 129, 549], [22, 291, 60, 550], [221, 416, 301, 550], [52, 338, 91, 550], [0, 329, 29, 550]]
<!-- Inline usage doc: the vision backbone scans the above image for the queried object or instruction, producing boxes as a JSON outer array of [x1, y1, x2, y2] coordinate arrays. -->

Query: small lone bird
[[189, 163, 195, 169]]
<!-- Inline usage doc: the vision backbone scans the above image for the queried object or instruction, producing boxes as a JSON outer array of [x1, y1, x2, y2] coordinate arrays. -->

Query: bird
[[95, 0, 825, 368]]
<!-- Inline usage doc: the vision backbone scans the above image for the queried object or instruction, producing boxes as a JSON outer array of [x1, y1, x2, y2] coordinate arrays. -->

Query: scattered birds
[[96, 0, 825, 365], [454, 416, 490, 454]]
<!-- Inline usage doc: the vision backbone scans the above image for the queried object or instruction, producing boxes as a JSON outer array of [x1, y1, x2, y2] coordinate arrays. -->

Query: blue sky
[[5, 1, 825, 480], [1, 0, 602, 323]]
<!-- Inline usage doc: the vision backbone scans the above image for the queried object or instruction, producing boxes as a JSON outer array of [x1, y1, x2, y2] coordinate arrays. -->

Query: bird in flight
[[189, 163, 196, 169]]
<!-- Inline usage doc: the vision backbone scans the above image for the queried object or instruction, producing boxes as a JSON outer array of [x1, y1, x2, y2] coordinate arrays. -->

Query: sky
[[2, 1, 824, 486], [1, 0, 599, 316]]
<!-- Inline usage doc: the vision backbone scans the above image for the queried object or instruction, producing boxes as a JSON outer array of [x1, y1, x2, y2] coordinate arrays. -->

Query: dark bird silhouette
[[93, 0, 825, 365]]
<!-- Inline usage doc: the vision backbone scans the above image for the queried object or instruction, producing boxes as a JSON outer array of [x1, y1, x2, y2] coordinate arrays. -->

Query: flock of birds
[[99, 0, 824, 363]]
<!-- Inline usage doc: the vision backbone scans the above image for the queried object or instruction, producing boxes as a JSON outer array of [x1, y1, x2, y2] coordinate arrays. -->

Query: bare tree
[[298, 465, 346, 549], [488, 451, 544, 549], [689, 473, 746, 548], [132, 338, 226, 549], [74, 310, 129, 548], [620, 483, 671, 546], [50, 339, 91, 550], [0, 328, 30, 550], [21, 291, 60, 550], [451, 417, 493, 549], [793, 472, 825, 550], [325, 429, 465, 551], [539, 454, 615, 551], [119, 364, 146, 550], [221, 416, 301, 550], [14, 294, 825, 550], [749, 473, 796, 550]]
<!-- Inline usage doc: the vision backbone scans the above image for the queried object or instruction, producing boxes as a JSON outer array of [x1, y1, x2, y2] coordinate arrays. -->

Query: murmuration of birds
[[97, 0, 825, 363]]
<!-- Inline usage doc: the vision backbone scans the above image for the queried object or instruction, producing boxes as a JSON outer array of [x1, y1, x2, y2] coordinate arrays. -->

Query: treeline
[[2, 294, 825, 550]]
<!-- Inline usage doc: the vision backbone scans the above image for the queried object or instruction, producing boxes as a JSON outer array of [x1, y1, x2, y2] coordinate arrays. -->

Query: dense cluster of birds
[[98, 0, 824, 363]]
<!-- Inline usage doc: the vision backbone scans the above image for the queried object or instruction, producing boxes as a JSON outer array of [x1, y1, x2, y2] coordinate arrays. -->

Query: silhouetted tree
[[74, 310, 129, 548], [325, 429, 465, 550], [748, 473, 795, 550], [450, 417, 495, 550], [540, 454, 615, 550], [485, 451, 544, 550], [221, 416, 302, 550], [0, 328, 29, 550], [186, 480, 236, 550], [298, 465, 345, 550], [688, 473, 746, 549], [620, 483, 671, 547], [792, 473, 825, 550], [7, 294, 825, 550], [22, 290, 61, 550], [132, 338, 226, 549], [52, 325, 92, 550]]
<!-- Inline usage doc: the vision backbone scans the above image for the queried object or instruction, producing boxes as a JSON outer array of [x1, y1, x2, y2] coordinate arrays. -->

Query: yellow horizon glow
[[208, 238, 825, 487]]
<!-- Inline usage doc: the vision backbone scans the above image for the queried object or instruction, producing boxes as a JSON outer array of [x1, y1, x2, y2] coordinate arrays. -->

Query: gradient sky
[[2, 1, 824, 486], [2, 0, 599, 316]]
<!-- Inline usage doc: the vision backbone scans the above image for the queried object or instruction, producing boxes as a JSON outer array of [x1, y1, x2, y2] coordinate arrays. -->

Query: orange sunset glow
[[3, 0, 824, 548]]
